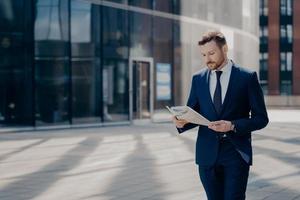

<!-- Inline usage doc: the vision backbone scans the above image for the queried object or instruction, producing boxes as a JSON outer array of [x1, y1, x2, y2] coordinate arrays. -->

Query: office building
[[0, 0, 259, 130]]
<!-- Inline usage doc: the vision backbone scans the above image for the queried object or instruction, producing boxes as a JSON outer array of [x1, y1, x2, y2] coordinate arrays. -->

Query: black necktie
[[213, 71, 223, 115]]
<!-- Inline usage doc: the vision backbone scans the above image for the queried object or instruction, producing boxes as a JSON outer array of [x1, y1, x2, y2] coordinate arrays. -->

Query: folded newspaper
[[166, 106, 210, 126]]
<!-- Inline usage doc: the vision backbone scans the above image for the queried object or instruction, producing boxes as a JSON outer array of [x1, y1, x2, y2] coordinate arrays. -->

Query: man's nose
[[205, 56, 211, 63]]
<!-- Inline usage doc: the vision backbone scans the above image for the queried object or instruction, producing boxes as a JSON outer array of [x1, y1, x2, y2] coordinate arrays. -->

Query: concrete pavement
[[0, 110, 299, 200]]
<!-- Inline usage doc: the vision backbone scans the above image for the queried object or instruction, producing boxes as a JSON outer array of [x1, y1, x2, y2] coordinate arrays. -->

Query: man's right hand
[[172, 116, 188, 128]]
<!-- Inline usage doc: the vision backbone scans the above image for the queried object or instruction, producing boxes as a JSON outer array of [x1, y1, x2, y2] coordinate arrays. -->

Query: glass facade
[[71, 1, 102, 124], [0, 0, 34, 126], [0, 0, 259, 128], [279, 0, 293, 95], [259, 0, 268, 94], [34, 0, 70, 125], [102, 7, 129, 122]]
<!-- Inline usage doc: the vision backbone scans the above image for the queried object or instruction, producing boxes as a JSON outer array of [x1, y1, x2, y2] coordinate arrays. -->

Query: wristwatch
[[230, 121, 237, 133]]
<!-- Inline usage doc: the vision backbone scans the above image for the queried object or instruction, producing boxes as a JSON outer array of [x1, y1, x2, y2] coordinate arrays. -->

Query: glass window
[[34, 0, 70, 125], [263, 0, 268, 15], [102, 7, 129, 122], [280, 0, 287, 15], [0, 0, 33, 126], [173, 0, 181, 15], [71, 2, 101, 124], [260, 26, 268, 44], [287, 0, 292, 16], [153, 0, 173, 13], [280, 25, 287, 43], [259, 52, 268, 94], [71, 59, 101, 124], [35, 60, 69, 125], [287, 24, 293, 43], [280, 52, 293, 95], [280, 0, 292, 16], [130, 12, 152, 57], [286, 52, 292, 71], [102, 60, 129, 122], [260, 53, 268, 71], [71, 1, 91, 43], [259, 0, 263, 16], [35, 0, 68, 41], [105, 0, 128, 4], [260, 0, 268, 16], [280, 52, 286, 71], [103, 7, 129, 59], [0, 0, 24, 32], [129, 0, 152, 9]]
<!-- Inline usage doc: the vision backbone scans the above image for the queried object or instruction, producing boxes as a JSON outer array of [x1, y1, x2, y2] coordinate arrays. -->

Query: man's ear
[[222, 44, 228, 53]]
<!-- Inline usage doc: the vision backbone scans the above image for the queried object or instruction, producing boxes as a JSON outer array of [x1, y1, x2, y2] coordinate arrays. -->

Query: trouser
[[198, 138, 250, 200]]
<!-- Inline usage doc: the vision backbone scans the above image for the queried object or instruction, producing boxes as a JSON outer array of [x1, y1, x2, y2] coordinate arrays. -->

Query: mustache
[[207, 62, 215, 65]]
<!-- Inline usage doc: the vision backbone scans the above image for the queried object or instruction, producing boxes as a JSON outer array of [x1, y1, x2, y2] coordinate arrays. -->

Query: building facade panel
[[267, 0, 280, 95]]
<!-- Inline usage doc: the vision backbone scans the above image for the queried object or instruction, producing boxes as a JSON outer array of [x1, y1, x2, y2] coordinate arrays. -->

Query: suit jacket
[[177, 63, 269, 166]]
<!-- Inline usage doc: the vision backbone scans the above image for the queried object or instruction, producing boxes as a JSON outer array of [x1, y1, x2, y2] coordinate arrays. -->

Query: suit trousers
[[198, 138, 250, 200]]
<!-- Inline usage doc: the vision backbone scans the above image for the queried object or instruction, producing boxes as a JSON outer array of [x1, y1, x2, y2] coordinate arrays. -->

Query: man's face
[[199, 40, 227, 70]]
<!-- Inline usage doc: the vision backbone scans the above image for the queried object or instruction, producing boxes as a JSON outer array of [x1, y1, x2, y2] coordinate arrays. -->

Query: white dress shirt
[[209, 59, 232, 104]]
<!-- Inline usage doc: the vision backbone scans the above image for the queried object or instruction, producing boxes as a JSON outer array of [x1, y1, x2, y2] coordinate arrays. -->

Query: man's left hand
[[208, 120, 233, 133]]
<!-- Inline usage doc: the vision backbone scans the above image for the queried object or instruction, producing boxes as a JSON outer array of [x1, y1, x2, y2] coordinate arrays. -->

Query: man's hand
[[172, 116, 188, 128], [208, 120, 233, 133]]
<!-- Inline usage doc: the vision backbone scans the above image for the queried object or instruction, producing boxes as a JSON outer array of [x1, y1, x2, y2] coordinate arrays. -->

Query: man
[[172, 31, 269, 200]]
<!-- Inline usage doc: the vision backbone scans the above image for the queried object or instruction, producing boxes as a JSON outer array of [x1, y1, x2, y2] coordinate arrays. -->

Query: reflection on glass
[[0, 0, 33, 126], [130, 12, 152, 57], [102, 60, 129, 122], [153, 0, 173, 13], [34, 0, 70, 125], [71, 1, 91, 43], [280, 0, 287, 15], [259, 52, 268, 95], [287, 24, 292, 43], [129, 0, 152, 9], [103, 7, 128, 59], [280, 52, 293, 95], [35, 0, 68, 41], [71, 1, 101, 124], [280, 52, 286, 71], [287, 0, 292, 16], [35, 60, 69, 124], [72, 59, 101, 123], [106, 0, 128, 4], [260, 26, 268, 45], [281, 0, 293, 16], [280, 24, 293, 44]]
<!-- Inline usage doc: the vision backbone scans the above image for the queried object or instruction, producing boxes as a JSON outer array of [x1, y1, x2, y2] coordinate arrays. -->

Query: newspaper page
[[166, 106, 210, 126]]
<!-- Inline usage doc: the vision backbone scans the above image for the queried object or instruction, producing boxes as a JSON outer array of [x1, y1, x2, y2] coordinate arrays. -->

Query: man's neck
[[216, 58, 228, 71]]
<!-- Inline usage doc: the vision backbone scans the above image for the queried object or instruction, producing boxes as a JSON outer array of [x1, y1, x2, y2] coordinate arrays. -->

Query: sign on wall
[[156, 63, 171, 100]]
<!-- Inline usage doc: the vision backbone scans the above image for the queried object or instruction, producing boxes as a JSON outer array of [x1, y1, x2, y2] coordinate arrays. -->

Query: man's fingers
[[171, 116, 188, 128], [208, 121, 229, 132], [209, 120, 225, 126]]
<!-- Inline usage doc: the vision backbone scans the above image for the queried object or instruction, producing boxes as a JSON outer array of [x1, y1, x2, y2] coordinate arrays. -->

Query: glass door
[[129, 57, 153, 121]]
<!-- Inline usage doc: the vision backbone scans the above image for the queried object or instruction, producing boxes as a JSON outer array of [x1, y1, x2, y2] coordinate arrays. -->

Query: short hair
[[198, 31, 227, 48]]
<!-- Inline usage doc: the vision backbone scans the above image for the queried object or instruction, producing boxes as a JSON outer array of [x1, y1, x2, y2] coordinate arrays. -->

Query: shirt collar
[[210, 59, 232, 75]]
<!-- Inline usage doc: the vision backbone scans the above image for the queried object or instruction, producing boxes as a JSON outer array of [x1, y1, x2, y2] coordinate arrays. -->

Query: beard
[[207, 56, 226, 70]]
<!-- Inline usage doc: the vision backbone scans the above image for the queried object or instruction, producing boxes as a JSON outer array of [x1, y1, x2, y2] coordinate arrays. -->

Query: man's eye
[[209, 52, 215, 55]]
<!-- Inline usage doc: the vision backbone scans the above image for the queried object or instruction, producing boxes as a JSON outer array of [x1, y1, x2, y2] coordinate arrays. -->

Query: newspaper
[[166, 106, 210, 126]]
